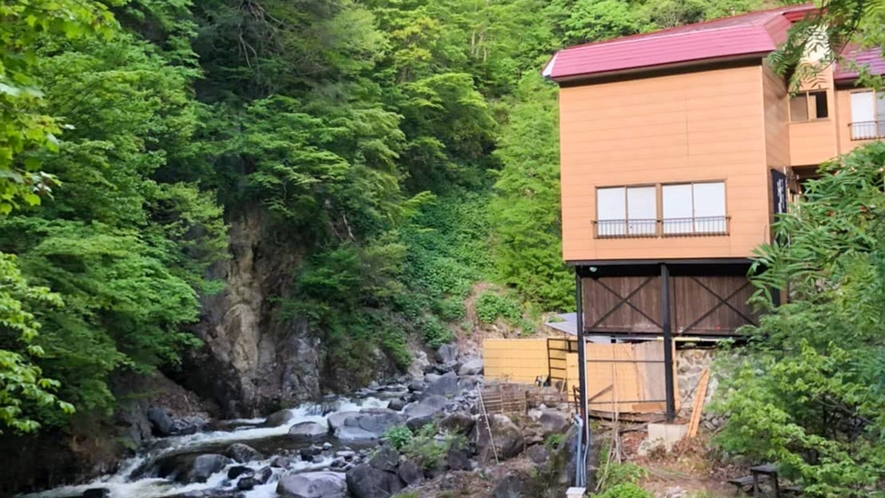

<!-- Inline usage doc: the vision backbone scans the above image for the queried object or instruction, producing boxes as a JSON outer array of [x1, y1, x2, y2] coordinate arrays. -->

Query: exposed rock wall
[[176, 207, 322, 417]]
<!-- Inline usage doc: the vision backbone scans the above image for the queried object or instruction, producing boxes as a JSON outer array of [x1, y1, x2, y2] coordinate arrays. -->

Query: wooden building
[[544, 4, 885, 420]]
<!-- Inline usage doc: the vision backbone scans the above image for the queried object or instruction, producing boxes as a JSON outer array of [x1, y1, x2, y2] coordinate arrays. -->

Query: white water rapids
[[20, 397, 391, 498]]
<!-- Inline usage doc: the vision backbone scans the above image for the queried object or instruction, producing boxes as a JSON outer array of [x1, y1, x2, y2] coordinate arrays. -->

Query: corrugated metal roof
[[544, 5, 817, 81], [836, 46, 885, 82]]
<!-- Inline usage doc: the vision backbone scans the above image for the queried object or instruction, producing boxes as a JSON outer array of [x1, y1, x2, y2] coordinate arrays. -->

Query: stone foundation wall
[[676, 348, 725, 431]]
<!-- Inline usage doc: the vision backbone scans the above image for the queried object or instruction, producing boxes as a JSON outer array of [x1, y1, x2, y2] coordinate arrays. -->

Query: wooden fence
[[483, 336, 677, 416]]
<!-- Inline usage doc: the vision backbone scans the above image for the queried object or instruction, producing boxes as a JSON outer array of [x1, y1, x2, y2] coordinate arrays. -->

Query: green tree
[[715, 143, 885, 496]]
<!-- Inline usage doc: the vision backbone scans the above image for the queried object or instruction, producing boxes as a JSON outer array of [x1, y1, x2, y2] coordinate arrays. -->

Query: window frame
[[849, 89, 885, 140], [593, 181, 729, 239], [789, 89, 829, 123]]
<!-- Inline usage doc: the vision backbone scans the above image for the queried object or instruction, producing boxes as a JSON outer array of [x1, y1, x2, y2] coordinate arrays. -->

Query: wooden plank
[[688, 369, 710, 438]]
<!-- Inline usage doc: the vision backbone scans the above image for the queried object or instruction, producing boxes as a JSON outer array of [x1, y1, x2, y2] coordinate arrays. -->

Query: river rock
[[277, 471, 346, 498], [422, 372, 460, 399], [335, 409, 405, 442], [387, 398, 406, 411], [346, 464, 404, 498], [407, 380, 425, 392], [397, 459, 423, 487], [436, 344, 459, 365], [265, 409, 295, 427], [271, 456, 293, 468], [458, 358, 483, 376], [403, 394, 447, 430], [226, 443, 264, 463], [147, 407, 174, 437], [423, 373, 441, 385], [187, 454, 231, 483], [289, 421, 328, 441], [255, 466, 273, 484], [369, 445, 400, 472], [475, 414, 524, 461], [170, 417, 206, 435], [439, 411, 475, 435], [227, 466, 253, 479]]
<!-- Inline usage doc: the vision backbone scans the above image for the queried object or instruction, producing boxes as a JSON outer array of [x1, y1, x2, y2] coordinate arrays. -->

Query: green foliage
[[384, 425, 414, 451], [490, 74, 572, 311], [595, 483, 653, 498], [475, 292, 522, 325], [600, 462, 650, 489], [545, 432, 564, 449], [400, 423, 461, 470], [714, 143, 885, 496], [0, 253, 72, 433]]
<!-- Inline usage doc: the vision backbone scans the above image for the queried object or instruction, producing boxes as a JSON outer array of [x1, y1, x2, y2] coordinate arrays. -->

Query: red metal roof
[[544, 5, 817, 81], [835, 46, 885, 82]]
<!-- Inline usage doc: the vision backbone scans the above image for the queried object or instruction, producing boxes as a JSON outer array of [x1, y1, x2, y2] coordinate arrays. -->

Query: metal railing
[[849, 121, 885, 141], [593, 216, 729, 238]]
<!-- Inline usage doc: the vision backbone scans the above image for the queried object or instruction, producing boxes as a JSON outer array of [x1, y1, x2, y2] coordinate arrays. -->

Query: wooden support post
[[575, 269, 587, 425], [688, 368, 710, 438], [661, 263, 676, 422]]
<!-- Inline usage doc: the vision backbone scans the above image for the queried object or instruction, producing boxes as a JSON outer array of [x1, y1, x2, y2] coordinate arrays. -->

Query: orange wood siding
[[788, 68, 839, 166], [559, 65, 770, 262], [763, 63, 790, 170], [835, 87, 884, 155]]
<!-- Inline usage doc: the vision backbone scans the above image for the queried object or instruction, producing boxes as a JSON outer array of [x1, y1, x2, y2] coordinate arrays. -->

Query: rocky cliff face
[[177, 207, 322, 417]]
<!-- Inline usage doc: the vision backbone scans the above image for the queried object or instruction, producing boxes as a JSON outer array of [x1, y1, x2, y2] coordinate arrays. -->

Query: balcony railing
[[849, 121, 885, 141], [593, 216, 729, 239]]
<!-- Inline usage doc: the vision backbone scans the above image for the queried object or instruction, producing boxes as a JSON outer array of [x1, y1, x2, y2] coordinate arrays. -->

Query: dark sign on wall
[[771, 169, 787, 215]]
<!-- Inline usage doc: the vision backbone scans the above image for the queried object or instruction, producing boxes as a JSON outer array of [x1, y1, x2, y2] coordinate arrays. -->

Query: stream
[[20, 392, 401, 498]]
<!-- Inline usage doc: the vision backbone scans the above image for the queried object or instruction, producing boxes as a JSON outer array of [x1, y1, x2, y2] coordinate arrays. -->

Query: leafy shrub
[[603, 462, 649, 488], [595, 483, 652, 498], [400, 423, 462, 470], [384, 425, 413, 451], [544, 433, 564, 449], [421, 316, 454, 349], [475, 291, 522, 325]]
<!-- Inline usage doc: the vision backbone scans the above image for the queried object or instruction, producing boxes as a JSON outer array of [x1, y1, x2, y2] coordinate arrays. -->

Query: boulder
[[255, 466, 273, 484], [457, 358, 483, 376], [265, 409, 295, 427], [187, 454, 230, 483], [327, 411, 359, 432], [368, 445, 400, 473], [404, 395, 447, 431], [226, 443, 264, 463], [346, 464, 404, 498], [82, 489, 110, 498], [227, 466, 253, 479], [475, 414, 524, 461], [170, 417, 206, 435], [539, 410, 569, 436], [277, 471, 347, 498], [423, 373, 441, 385], [397, 459, 423, 487], [407, 380, 425, 392], [237, 476, 256, 490], [526, 444, 550, 465], [421, 372, 460, 399], [407, 350, 430, 380], [289, 421, 328, 441], [436, 344, 459, 364], [446, 446, 472, 471], [270, 456, 294, 468], [492, 474, 530, 498], [335, 409, 405, 442], [147, 407, 174, 437], [387, 398, 406, 411], [439, 412, 475, 435]]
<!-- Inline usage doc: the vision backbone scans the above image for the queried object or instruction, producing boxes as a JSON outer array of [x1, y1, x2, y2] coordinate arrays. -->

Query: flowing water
[[20, 396, 395, 498]]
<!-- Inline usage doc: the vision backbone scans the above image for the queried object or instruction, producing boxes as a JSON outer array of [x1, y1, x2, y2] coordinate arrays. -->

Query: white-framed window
[[662, 182, 727, 235], [850, 90, 885, 140], [596, 186, 656, 237]]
